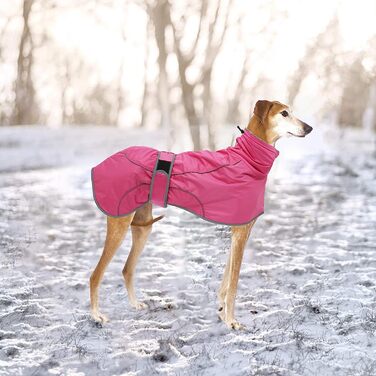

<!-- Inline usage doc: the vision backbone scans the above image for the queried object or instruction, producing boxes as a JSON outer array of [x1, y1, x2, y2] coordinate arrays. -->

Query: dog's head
[[253, 100, 312, 140]]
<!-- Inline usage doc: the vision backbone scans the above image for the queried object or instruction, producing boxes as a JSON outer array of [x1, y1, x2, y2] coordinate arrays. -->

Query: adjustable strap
[[149, 151, 175, 208]]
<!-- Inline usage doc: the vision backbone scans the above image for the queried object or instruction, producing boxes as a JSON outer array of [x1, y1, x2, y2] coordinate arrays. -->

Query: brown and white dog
[[89, 100, 312, 330]]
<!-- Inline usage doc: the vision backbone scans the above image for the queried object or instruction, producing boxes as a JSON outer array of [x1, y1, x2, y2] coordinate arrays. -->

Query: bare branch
[[185, 0, 207, 64], [201, 0, 233, 77]]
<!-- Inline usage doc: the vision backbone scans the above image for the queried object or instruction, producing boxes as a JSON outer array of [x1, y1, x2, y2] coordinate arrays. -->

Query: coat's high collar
[[231, 129, 279, 174]]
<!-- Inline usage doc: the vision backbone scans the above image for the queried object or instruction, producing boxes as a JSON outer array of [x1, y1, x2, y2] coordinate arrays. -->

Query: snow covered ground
[[0, 125, 376, 375]]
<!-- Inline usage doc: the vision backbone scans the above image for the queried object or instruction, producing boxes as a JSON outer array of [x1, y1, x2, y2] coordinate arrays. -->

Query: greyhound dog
[[89, 100, 312, 330]]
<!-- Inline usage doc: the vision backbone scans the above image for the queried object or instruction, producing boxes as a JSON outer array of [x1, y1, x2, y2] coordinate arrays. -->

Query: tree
[[12, 0, 39, 125], [338, 55, 371, 128], [147, 0, 172, 136], [145, 0, 233, 149], [170, 0, 233, 150]]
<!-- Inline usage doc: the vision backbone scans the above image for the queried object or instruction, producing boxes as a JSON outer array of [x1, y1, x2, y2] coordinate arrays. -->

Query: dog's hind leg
[[218, 220, 255, 330], [122, 203, 154, 310], [90, 214, 134, 323]]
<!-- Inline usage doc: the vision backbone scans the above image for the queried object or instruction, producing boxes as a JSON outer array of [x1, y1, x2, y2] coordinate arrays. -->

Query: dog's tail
[[131, 215, 164, 227]]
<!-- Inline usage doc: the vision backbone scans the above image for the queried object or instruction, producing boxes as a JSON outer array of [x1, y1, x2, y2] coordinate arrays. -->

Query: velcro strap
[[150, 151, 175, 208]]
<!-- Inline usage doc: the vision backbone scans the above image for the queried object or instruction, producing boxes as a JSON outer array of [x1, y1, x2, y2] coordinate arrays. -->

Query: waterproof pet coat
[[91, 130, 279, 225]]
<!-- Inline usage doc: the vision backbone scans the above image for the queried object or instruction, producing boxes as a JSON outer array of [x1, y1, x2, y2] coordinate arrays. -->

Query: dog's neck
[[246, 116, 279, 146]]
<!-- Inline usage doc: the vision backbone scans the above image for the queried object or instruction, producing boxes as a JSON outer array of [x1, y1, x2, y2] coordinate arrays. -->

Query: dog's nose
[[302, 122, 313, 134]]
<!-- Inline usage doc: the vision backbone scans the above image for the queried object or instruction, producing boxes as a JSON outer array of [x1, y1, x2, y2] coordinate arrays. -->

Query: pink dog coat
[[91, 130, 279, 225]]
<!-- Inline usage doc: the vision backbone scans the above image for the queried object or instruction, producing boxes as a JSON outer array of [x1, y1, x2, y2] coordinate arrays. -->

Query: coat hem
[[92, 167, 263, 224]]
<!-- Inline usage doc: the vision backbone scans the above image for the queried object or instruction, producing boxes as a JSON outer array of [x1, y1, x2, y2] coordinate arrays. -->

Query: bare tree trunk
[[174, 52, 201, 150], [12, 0, 38, 125], [173, 0, 232, 150], [61, 58, 70, 124], [115, 1, 130, 126], [168, 0, 210, 150], [148, 0, 173, 139], [115, 27, 127, 126], [226, 54, 249, 124], [338, 56, 370, 128], [202, 68, 215, 149], [0, 18, 12, 124], [373, 85, 376, 134], [201, 0, 233, 149], [147, 0, 232, 150], [169, 1, 204, 150], [140, 17, 151, 128]]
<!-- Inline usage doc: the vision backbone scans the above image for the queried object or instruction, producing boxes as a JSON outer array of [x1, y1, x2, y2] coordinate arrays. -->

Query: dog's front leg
[[218, 220, 255, 329]]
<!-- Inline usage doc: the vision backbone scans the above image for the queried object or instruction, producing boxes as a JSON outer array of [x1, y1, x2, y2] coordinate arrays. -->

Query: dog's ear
[[253, 100, 273, 123]]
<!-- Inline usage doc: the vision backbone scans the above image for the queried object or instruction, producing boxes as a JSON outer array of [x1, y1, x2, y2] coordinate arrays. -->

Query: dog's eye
[[281, 110, 289, 117]]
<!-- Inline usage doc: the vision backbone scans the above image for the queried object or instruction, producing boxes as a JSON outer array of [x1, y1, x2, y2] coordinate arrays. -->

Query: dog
[[89, 100, 312, 330]]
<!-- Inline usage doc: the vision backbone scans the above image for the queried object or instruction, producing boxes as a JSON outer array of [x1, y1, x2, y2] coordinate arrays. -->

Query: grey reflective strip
[[149, 152, 175, 208], [161, 153, 175, 207]]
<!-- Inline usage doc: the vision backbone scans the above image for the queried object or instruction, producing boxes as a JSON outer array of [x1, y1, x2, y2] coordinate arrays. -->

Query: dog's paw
[[91, 311, 109, 325], [226, 320, 246, 331], [131, 301, 148, 310]]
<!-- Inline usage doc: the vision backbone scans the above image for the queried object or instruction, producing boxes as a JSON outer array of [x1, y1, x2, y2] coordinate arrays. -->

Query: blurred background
[[1, 0, 376, 150]]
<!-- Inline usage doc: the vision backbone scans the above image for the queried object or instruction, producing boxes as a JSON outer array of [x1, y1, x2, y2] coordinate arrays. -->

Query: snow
[[0, 125, 376, 375]]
